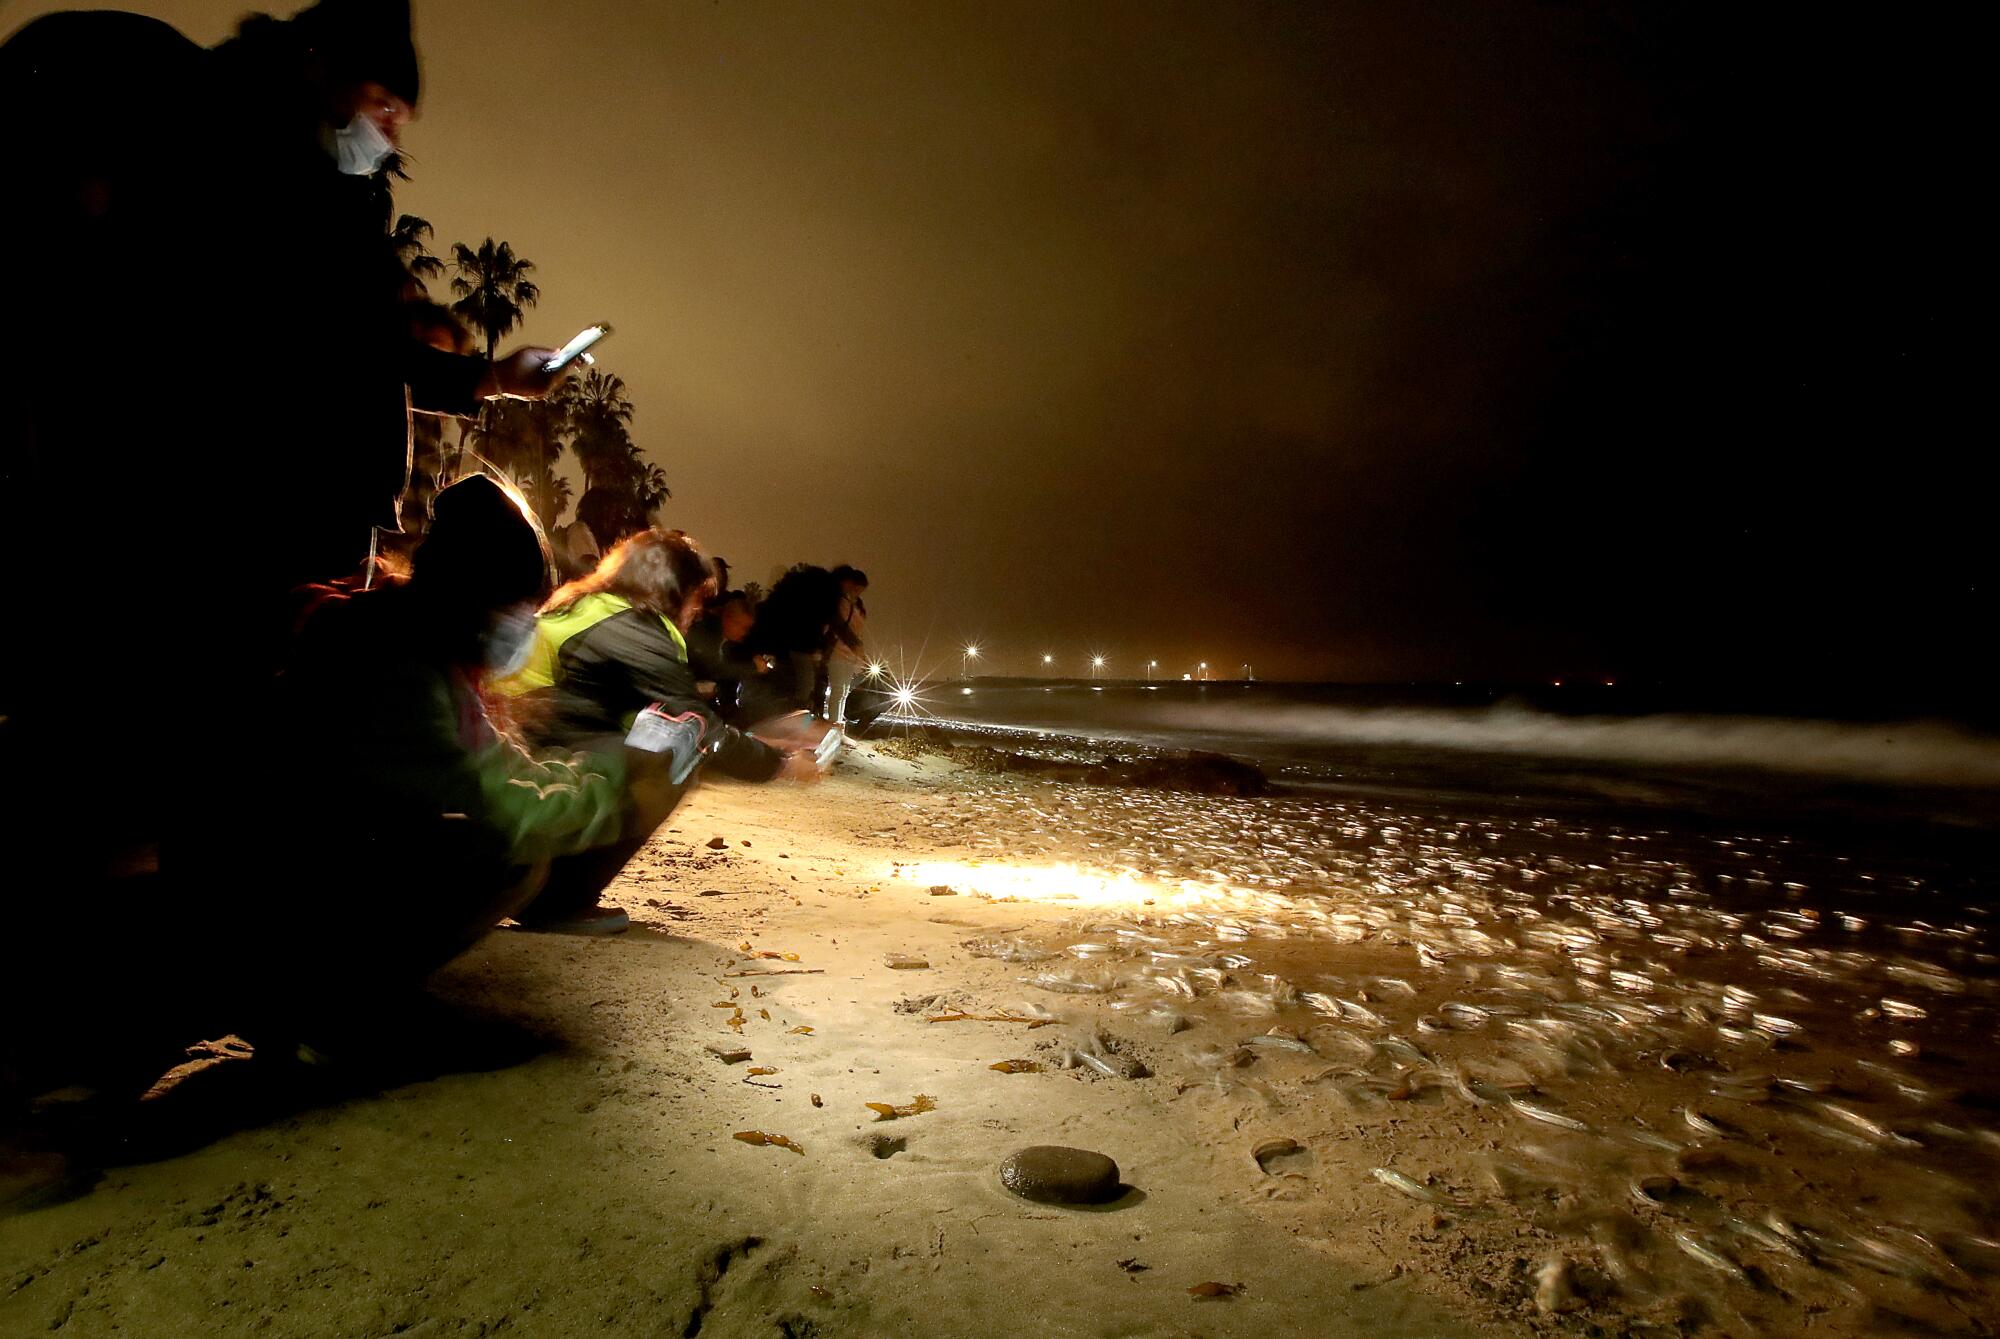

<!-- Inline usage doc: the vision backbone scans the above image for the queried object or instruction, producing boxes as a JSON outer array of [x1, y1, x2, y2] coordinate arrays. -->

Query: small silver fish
[[1442, 1067, 1505, 1107], [1337, 998, 1388, 1028], [1751, 1012, 1802, 1039], [1671, 1229, 1749, 1283], [1816, 1101, 1920, 1148], [1728, 1215, 1811, 1264], [1376, 1034, 1433, 1067], [1243, 1032, 1315, 1054], [1369, 1167, 1449, 1205], [1023, 972, 1110, 994], [1682, 1108, 1742, 1140], [1511, 1100, 1591, 1133], [1439, 1002, 1491, 1027]]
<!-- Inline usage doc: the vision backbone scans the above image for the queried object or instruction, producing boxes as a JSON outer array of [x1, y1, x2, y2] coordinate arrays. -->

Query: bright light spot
[[960, 686, 973, 695], [866, 662, 885, 679], [888, 859, 1227, 910], [1091, 686, 1104, 692], [1041, 654, 1053, 664], [964, 645, 980, 658], [893, 686, 917, 708], [1091, 656, 1105, 668]]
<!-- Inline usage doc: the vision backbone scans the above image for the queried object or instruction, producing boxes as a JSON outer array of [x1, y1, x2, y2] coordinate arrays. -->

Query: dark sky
[[9, 1, 1984, 689]]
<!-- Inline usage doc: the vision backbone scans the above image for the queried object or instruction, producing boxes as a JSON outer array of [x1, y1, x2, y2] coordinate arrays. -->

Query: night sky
[[9, 1, 1984, 691]]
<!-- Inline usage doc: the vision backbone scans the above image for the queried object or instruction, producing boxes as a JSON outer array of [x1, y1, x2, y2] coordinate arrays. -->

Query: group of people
[[0, 0, 875, 1099]]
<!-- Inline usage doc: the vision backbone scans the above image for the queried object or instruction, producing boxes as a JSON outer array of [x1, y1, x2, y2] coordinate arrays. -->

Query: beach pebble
[[999, 1146, 1121, 1204], [705, 1044, 752, 1064], [885, 954, 931, 970], [706, 837, 728, 849]]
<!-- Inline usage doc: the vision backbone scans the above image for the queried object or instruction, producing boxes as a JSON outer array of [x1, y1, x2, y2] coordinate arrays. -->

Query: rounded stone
[[998, 1146, 1121, 1205]]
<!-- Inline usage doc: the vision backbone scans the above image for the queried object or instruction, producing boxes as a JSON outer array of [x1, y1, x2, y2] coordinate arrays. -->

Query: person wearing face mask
[[2, 0, 565, 641], [495, 530, 825, 934], [0, 1, 575, 1075], [228, 475, 656, 1039]]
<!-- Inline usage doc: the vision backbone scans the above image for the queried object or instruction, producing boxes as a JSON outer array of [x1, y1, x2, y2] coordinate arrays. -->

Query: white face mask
[[484, 607, 538, 677], [331, 112, 395, 176]]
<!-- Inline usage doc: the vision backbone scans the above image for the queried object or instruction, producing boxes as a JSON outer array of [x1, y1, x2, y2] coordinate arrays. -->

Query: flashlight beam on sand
[[887, 859, 1269, 912]]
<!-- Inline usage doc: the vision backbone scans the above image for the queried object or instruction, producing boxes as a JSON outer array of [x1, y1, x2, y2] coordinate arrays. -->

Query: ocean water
[[899, 679, 2000, 831]]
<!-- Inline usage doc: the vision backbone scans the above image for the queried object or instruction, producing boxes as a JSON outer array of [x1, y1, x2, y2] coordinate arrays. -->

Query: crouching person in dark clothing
[[495, 528, 824, 933], [244, 476, 642, 1046]]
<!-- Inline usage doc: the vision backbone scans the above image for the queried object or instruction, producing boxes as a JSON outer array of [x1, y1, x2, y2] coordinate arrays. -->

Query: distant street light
[[1145, 659, 1157, 682], [1090, 655, 1105, 680], [1041, 653, 1054, 671], [961, 644, 981, 680]]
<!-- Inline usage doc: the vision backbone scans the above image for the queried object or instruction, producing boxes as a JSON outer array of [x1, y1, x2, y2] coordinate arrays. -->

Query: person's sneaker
[[517, 905, 630, 936]]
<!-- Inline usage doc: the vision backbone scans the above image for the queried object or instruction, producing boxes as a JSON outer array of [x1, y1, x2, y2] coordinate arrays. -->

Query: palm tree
[[391, 214, 445, 295], [554, 369, 635, 490], [635, 459, 672, 512], [448, 238, 540, 359]]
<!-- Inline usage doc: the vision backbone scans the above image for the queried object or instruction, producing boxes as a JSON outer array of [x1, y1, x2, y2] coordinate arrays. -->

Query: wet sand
[[3, 742, 1996, 1337]]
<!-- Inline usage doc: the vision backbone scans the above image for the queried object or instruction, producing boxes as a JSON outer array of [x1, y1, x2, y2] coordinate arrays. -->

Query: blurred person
[[0, 1, 576, 1046], [0, 478, 633, 1100], [233, 476, 658, 1034], [496, 530, 822, 933], [824, 565, 870, 725], [738, 564, 843, 726], [685, 588, 771, 724], [2, 0, 571, 633], [549, 519, 603, 583]]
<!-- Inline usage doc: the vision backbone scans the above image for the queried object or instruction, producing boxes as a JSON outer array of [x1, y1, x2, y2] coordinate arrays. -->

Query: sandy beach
[[4, 741, 1995, 1338]]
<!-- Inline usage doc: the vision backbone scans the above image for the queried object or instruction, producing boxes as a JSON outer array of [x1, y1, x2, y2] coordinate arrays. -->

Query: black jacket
[[508, 598, 783, 783]]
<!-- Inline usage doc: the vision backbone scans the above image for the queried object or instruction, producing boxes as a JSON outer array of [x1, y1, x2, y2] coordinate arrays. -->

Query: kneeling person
[[497, 529, 821, 933]]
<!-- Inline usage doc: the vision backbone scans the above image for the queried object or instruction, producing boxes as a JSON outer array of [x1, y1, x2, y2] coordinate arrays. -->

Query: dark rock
[[706, 837, 728, 850], [999, 1146, 1121, 1205]]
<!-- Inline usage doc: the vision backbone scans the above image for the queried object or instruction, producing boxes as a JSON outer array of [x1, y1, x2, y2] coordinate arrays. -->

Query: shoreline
[[5, 740, 1995, 1337]]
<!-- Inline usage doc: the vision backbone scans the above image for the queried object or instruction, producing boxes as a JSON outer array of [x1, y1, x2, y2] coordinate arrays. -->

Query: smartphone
[[541, 323, 613, 374], [814, 727, 845, 767]]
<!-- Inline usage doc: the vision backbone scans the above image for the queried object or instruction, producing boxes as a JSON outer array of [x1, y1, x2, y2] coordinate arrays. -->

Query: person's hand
[[750, 712, 829, 753], [776, 751, 823, 784], [477, 346, 569, 401]]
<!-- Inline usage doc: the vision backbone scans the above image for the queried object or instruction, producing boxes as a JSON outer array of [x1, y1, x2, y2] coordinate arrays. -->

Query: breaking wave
[[1130, 700, 2000, 788]]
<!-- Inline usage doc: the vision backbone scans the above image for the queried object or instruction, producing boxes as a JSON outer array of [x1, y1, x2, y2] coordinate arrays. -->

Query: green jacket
[[282, 585, 626, 868]]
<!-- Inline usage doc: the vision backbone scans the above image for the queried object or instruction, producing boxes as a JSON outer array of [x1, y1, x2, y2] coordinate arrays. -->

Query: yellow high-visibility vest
[[492, 591, 688, 698]]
